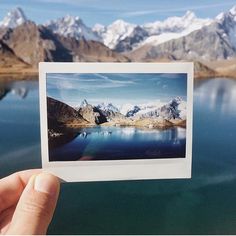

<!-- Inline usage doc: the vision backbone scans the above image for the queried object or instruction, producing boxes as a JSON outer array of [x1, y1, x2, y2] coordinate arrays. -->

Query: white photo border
[[39, 62, 193, 182]]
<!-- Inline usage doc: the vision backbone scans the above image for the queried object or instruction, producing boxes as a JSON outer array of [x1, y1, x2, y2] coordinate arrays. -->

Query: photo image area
[[46, 73, 187, 162]]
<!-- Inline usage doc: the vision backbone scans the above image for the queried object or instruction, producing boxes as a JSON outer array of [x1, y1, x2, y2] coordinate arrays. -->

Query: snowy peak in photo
[[97, 102, 119, 113], [0, 7, 27, 28], [45, 15, 101, 41], [80, 99, 89, 108]]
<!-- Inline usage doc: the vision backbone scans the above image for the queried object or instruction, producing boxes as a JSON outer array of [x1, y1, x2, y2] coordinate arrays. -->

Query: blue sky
[[0, 0, 236, 26], [46, 73, 187, 107]]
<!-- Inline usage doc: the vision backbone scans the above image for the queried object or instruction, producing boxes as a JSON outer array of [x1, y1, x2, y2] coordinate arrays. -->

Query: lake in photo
[[46, 73, 188, 161], [49, 126, 186, 161]]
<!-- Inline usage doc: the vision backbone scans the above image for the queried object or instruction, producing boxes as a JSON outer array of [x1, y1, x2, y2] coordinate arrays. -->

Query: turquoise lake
[[0, 78, 236, 234]]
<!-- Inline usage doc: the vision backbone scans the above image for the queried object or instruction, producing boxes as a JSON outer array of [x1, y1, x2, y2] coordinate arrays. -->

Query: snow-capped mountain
[[134, 97, 186, 120], [1, 5, 236, 63], [129, 5, 236, 61], [45, 15, 101, 41], [136, 10, 213, 48], [0, 7, 27, 29], [93, 10, 213, 51], [97, 102, 119, 113], [215, 5, 236, 48], [119, 98, 186, 119], [158, 97, 185, 120], [144, 11, 212, 35], [115, 26, 149, 52], [93, 19, 136, 49]]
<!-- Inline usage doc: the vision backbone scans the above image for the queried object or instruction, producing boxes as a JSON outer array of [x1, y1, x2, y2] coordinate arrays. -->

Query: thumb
[[7, 173, 60, 235]]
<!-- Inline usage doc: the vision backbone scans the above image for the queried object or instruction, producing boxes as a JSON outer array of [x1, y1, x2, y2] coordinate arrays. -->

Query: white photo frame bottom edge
[[43, 161, 192, 182]]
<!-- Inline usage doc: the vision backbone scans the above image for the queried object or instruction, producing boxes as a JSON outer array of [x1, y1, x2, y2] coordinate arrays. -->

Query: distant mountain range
[[0, 6, 236, 79], [76, 97, 186, 125], [47, 96, 187, 139]]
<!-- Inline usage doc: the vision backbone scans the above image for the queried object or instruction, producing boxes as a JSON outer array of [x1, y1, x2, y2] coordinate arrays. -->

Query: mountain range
[[0, 6, 236, 79], [47, 96, 187, 139]]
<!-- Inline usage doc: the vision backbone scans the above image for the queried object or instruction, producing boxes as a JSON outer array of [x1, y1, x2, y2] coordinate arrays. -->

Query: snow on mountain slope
[[0, 7, 27, 29], [93, 19, 136, 49], [136, 11, 213, 48], [119, 99, 187, 119], [119, 103, 135, 116], [97, 102, 119, 113], [216, 5, 236, 48], [45, 15, 101, 41]]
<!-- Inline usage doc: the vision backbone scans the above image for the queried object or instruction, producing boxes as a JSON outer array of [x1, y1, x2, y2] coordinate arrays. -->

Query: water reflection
[[0, 80, 36, 101], [49, 126, 186, 161], [195, 78, 236, 115], [71, 126, 186, 144]]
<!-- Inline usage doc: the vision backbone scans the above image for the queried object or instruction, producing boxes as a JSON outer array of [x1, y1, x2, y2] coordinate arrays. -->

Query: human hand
[[0, 170, 60, 235]]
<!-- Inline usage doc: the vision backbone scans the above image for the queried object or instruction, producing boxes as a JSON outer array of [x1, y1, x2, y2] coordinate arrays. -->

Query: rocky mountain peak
[[96, 19, 136, 49], [216, 5, 236, 22], [45, 15, 101, 41], [80, 99, 89, 108], [63, 15, 82, 25], [0, 7, 27, 29], [229, 5, 236, 16], [183, 10, 196, 21]]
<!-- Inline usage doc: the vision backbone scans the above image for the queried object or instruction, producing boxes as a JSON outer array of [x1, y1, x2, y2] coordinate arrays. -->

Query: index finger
[[0, 169, 42, 213]]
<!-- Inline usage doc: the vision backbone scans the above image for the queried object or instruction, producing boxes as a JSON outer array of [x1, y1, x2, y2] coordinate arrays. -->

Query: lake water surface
[[49, 126, 186, 161], [0, 78, 236, 234]]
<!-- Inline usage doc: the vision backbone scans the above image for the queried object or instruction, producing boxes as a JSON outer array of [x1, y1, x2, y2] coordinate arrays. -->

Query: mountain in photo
[[0, 7, 27, 29], [48, 96, 187, 133]]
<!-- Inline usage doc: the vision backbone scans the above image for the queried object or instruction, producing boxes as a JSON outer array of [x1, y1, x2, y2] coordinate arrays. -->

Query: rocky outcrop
[[194, 61, 216, 79], [0, 39, 28, 68], [135, 117, 174, 129], [57, 35, 130, 62], [1, 22, 72, 67], [78, 104, 107, 124], [115, 26, 149, 52], [47, 97, 89, 128]]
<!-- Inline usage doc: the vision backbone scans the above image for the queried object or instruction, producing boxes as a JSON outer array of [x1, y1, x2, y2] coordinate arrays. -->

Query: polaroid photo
[[39, 62, 193, 182]]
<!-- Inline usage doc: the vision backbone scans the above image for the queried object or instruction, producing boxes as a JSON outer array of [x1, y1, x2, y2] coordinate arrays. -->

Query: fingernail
[[34, 173, 58, 196]]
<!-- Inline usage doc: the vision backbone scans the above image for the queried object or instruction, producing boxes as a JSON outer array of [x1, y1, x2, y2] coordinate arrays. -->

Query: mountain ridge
[[1, 6, 236, 79]]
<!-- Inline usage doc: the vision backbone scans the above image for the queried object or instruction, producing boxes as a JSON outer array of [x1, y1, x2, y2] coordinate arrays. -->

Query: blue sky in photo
[[0, 0, 235, 26], [46, 73, 187, 107]]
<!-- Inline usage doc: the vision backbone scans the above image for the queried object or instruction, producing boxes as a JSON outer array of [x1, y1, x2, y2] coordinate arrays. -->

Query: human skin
[[0, 170, 60, 235]]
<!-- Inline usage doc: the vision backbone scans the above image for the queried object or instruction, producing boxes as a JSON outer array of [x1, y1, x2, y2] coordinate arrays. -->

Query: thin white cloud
[[47, 73, 136, 95], [122, 2, 236, 17], [35, 0, 98, 5]]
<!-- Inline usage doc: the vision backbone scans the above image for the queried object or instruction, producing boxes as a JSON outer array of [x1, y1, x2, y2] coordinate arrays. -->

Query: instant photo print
[[39, 63, 193, 182]]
